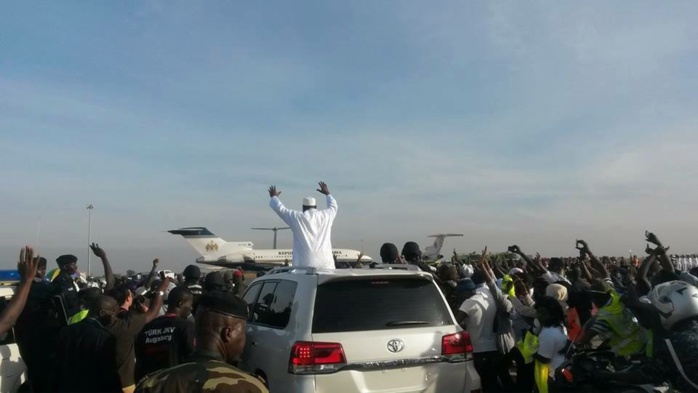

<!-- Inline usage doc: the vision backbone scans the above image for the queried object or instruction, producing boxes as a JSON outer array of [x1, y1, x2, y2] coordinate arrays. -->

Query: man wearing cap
[[268, 181, 338, 270], [380, 243, 401, 263], [53, 254, 81, 317], [182, 265, 203, 309], [203, 272, 226, 293], [578, 279, 649, 357], [52, 295, 123, 392], [402, 242, 435, 274], [135, 291, 268, 393], [230, 270, 247, 297]]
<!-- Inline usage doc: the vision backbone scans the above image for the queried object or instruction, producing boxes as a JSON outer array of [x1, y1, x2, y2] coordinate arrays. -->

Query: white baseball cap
[[303, 197, 316, 207]]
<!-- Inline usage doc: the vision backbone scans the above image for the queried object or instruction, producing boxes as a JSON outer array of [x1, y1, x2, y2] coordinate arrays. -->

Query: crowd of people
[[0, 181, 696, 392], [375, 232, 698, 392], [5, 233, 697, 392], [0, 244, 265, 393]]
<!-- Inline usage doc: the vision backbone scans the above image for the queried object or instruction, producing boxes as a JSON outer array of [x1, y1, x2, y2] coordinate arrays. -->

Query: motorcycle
[[553, 342, 669, 393]]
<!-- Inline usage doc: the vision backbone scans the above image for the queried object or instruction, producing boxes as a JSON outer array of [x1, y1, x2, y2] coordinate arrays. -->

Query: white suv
[[239, 265, 481, 393]]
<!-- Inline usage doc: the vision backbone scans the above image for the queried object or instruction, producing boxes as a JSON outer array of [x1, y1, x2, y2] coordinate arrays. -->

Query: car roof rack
[[266, 266, 317, 275], [370, 264, 421, 271]]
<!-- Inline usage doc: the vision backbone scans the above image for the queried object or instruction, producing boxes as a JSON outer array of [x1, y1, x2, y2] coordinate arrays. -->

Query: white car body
[[238, 266, 481, 393], [0, 286, 27, 393]]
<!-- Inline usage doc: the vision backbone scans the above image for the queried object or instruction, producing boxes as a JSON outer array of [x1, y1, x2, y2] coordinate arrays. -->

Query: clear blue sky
[[2, 1, 697, 273]]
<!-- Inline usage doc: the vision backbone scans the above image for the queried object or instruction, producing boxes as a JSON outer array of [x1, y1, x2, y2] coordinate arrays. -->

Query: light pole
[[87, 204, 94, 277], [251, 227, 291, 249], [36, 216, 41, 250]]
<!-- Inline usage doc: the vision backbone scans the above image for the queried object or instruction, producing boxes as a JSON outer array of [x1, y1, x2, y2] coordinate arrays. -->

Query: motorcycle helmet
[[648, 280, 698, 329]]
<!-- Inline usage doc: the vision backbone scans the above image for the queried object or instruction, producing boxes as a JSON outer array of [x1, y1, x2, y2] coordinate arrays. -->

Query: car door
[[239, 282, 264, 374], [240, 280, 299, 391]]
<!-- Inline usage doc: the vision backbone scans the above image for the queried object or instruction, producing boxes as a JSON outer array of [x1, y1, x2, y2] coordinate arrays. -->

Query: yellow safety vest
[[535, 360, 550, 393], [501, 275, 515, 298], [595, 291, 648, 357], [517, 330, 539, 364], [68, 309, 89, 325]]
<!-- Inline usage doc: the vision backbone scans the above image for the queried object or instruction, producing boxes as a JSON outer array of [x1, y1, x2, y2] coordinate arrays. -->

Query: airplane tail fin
[[425, 234, 464, 258], [168, 227, 227, 256]]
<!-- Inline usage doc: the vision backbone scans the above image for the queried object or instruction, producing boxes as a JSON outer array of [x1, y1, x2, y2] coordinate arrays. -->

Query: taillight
[[442, 332, 472, 362], [289, 341, 347, 374]]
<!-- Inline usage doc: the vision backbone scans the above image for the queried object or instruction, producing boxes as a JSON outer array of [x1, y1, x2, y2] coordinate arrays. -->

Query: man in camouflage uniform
[[135, 291, 268, 393]]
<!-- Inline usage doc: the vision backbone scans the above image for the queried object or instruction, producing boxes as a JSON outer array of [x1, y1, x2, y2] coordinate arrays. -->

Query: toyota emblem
[[387, 339, 405, 353]]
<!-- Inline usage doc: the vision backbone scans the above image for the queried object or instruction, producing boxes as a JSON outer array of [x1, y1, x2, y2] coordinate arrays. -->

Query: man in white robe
[[268, 181, 338, 270]]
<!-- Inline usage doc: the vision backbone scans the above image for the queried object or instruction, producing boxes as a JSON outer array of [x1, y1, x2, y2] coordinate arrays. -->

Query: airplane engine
[[219, 253, 250, 263]]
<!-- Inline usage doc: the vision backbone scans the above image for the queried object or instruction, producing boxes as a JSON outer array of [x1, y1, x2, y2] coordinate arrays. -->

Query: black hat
[[401, 241, 422, 260], [183, 265, 201, 280], [56, 254, 78, 267], [203, 272, 226, 291], [197, 291, 248, 320], [380, 243, 399, 262]]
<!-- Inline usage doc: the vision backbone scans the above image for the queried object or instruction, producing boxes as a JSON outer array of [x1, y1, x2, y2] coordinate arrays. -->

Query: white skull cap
[[303, 197, 316, 206]]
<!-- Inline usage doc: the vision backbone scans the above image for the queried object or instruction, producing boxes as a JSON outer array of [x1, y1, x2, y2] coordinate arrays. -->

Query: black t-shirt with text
[[134, 314, 195, 383]]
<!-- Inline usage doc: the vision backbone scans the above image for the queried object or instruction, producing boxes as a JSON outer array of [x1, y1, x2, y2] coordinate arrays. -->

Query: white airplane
[[424, 234, 464, 259], [169, 227, 372, 270]]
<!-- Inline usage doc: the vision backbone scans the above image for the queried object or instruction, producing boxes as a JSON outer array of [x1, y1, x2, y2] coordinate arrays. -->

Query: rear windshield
[[312, 278, 453, 333]]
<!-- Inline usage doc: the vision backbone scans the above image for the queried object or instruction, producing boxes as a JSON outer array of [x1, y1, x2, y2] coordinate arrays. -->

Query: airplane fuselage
[[168, 227, 371, 271], [195, 247, 369, 267]]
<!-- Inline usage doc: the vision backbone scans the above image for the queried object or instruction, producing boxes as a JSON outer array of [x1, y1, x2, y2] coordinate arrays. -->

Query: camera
[[160, 270, 176, 280]]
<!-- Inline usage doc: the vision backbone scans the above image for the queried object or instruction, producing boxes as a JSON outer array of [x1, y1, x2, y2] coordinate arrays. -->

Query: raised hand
[[646, 244, 668, 255], [152, 258, 159, 268], [268, 185, 281, 198], [576, 239, 590, 252], [18, 246, 39, 282], [477, 246, 488, 268], [316, 181, 330, 195], [90, 243, 107, 259], [645, 231, 662, 247]]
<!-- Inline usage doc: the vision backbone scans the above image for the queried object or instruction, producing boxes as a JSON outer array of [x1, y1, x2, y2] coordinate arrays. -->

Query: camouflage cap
[[197, 290, 248, 320]]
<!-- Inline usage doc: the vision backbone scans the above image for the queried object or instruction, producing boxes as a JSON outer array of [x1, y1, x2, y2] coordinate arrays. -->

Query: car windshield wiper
[[386, 320, 430, 327]]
